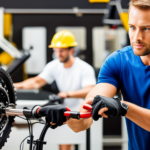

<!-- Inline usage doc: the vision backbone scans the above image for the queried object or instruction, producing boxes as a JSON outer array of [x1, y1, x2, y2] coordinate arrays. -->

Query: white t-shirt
[[39, 57, 96, 110]]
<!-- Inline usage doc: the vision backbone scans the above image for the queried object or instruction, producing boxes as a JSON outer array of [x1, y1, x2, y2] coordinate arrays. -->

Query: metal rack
[[0, 7, 22, 58]]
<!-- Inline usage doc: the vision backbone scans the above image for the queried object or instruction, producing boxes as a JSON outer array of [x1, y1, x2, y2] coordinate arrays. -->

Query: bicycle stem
[[6, 108, 24, 116], [4, 105, 41, 119]]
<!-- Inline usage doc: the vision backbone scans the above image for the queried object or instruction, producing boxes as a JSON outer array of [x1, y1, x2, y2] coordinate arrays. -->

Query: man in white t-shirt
[[14, 30, 96, 150]]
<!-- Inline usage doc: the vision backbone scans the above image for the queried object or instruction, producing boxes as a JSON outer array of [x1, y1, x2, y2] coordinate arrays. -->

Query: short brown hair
[[129, 0, 150, 10]]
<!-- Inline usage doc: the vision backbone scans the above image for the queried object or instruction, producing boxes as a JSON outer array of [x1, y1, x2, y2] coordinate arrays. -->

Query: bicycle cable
[[16, 115, 46, 150], [16, 116, 31, 135], [16, 116, 32, 150], [20, 135, 30, 150]]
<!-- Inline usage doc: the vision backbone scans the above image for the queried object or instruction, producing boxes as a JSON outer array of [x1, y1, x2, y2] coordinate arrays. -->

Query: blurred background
[[0, 0, 130, 150]]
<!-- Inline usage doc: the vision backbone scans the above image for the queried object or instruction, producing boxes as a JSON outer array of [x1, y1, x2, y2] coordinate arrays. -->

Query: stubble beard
[[59, 55, 70, 63], [131, 42, 150, 56]]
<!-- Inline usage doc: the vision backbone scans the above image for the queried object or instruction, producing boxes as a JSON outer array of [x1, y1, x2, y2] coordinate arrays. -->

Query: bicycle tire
[[0, 67, 16, 149]]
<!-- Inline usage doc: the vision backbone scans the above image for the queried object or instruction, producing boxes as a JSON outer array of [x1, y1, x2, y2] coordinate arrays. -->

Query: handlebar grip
[[37, 106, 70, 114], [36, 106, 71, 118], [64, 104, 92, 119], [80, 112, 91, 118], [64, 111, 91, 119]]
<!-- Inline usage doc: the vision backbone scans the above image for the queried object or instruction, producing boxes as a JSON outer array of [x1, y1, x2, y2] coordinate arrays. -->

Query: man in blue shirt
[[66, 0, 150, 150], [34, 0, 150, 149]]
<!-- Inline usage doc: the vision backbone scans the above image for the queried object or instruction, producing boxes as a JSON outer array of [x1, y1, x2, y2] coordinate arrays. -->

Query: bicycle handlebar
[[64, 104, 92, 119], [3, 104, 93, 120], [4, 105, 40, 119]]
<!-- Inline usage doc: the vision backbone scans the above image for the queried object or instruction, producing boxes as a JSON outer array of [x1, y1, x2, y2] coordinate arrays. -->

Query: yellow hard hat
[[49, 30, 78, 48]]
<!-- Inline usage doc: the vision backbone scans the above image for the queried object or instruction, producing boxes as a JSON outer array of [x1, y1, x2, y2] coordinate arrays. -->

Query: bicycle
[[0, 67, 92, 150]]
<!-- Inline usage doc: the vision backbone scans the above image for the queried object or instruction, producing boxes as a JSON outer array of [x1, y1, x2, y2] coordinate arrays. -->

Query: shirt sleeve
[[38, 61, 55, 84], [81, 65, 96, 88], [97, 51, 121, 90]]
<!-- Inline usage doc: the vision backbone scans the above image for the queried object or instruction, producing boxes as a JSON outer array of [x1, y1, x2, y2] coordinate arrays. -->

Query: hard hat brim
[[48, 42, 78, 48]]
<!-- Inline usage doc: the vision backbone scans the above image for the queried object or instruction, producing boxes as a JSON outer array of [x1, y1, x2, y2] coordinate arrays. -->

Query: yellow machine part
[[0, 51, 13, 65], [4, 13, 12, 37], [120, 12, 129, 32], [0, 42, 17, 65], [23, 64, 28, 80], [89, 0, 110, 3]]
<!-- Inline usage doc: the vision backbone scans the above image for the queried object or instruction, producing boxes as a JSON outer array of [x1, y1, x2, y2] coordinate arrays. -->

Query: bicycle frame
[[5, 106, 49, 150], [3, 104, 92, 150]]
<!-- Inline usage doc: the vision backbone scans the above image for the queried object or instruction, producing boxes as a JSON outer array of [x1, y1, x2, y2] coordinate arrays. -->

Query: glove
[[91, 95, 123, 121], [38, 105, 67, 129], [49, 94, 63, 104]]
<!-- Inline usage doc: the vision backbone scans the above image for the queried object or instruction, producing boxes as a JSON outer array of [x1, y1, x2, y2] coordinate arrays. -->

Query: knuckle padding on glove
[[91, 95, 121, 120], [39, 105, 67, 128], [92, 101, 102, 121], [91, 96, 103, 121]]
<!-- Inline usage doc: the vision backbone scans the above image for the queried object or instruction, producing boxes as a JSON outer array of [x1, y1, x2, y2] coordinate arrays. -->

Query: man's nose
[[55, 51, 61, 57], [133, 29, 143, 42]]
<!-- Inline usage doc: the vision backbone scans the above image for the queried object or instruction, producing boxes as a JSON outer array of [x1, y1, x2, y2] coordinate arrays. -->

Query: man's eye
[[130, 26, 135, 29], [143, 28, 149, 31]]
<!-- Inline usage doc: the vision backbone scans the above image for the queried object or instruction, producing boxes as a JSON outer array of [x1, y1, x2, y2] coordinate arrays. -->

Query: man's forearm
[[66, 87, 95, 132], [67, 118, 93, 133], [66, 83, 117, 133], [14, 79, 39, 89], [123, 101, 150, 131], [14, 76, 47, 89], [67, 85, 94, 99]]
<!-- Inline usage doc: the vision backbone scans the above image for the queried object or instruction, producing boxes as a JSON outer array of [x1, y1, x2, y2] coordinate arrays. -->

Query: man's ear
[[70, 48, 74, 55]]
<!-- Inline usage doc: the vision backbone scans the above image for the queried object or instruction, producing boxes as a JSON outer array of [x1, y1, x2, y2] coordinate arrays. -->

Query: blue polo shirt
[[97, 46, 150, 150]]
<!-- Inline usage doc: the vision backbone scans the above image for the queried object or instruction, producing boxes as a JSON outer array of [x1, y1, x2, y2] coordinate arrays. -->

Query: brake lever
[[83, 104, 92, 111], [64, 104, 92, 119]]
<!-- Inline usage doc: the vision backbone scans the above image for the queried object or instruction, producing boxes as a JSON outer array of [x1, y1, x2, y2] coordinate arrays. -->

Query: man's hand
[[13, 76, 47, 90], [13, 83, 23, 90], [58, 92, 68, 98], [91, 95, 124, 121], [38, 105, 68, 129]]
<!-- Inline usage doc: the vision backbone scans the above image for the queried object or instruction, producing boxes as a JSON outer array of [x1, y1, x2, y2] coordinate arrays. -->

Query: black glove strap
[[120, 102, 128, 116], [121, 109, 127, 116]]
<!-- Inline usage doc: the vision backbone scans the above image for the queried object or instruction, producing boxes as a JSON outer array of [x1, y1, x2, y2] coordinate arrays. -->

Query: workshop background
[[0, 0, 130, 150]]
